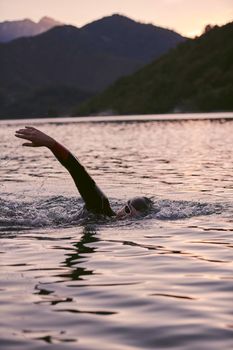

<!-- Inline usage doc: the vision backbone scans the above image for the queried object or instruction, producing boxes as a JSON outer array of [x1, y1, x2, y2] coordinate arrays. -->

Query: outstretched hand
[[15, 126, 55, 148]]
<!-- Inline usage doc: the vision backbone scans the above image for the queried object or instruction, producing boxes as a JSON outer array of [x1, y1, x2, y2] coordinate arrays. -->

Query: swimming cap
[[129, 197, 152, 213]]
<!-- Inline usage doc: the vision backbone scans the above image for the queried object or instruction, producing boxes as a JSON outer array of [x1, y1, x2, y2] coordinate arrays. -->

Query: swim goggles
[[124, 204, 131, 214], [124, 201, 138, 215]]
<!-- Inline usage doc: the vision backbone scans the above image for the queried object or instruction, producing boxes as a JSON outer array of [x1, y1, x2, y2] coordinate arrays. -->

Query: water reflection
[[33, 225, 117, 323], [33, 225, 99, 295], [1, 119, 233, 350], [60, 225, 98, 281]]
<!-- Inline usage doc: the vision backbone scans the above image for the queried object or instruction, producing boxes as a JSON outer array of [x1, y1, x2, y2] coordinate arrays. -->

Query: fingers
[[15, 129, 30, 136], [15, 126, 37, 135], [15, 131, 35, 146], [15, 133, 34, 141], [15, 126, 41, 147], [15, 127, 36, 137], [22, 142, 35, 147], [25, 126, 37, 131], [16, 127, 34, 133]]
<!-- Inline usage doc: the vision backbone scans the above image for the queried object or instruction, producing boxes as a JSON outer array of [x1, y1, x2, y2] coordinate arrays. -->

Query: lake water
[[0, 114, 233, 350]]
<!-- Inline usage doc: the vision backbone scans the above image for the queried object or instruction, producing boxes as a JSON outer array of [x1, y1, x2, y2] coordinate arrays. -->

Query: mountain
[[0, 14, 185, 118], [76, 22, 233, 116], [82, 14, 185, 64], [0, 17, 63, 42]]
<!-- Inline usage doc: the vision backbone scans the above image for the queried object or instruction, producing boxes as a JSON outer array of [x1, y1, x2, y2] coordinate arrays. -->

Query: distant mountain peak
[[0, 13, 186, 118], [38, 16, 63, 26], [103, 13, 135, 21], [83, 13, 137, 28], [82, 13, 180, 36], [0, 16, 64, 43], [76, 21, 233, 116]]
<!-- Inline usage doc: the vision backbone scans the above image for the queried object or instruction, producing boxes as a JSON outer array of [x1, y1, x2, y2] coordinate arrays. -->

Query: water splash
[[152, 199, 223, 220], [0, 196, 84, 231], [0, 196, 224, 232]]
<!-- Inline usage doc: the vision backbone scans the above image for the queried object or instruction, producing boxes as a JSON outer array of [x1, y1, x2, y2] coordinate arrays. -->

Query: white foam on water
[[0, 196, 224, 231]]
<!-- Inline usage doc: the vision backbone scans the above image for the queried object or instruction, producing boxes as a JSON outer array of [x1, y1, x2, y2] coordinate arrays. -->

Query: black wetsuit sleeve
[[49, 142, 115, 216]]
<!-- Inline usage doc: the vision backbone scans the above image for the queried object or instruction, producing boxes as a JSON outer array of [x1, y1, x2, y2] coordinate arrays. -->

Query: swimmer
[[15, 127, 152, 219]]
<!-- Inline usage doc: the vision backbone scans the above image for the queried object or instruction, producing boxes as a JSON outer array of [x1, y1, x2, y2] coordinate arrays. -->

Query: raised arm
[[15, 127, 115, 216]]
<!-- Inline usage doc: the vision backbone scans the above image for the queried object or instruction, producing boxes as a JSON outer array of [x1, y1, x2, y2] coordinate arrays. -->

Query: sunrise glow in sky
[[0, 0, 232, 37]]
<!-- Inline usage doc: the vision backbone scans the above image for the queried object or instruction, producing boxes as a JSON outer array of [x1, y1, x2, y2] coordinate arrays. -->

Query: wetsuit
[[50, 141, 115, 217]]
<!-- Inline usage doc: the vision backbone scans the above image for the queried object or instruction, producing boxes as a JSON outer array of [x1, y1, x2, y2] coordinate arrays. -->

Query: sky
[[0, 0, 232, 37]]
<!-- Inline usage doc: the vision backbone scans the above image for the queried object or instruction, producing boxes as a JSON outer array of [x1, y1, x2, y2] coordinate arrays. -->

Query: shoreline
[[1, 111, 233, 125]]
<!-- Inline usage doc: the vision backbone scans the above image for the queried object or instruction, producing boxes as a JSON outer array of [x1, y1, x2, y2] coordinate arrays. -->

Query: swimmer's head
[[116, 196, 153, 219]]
